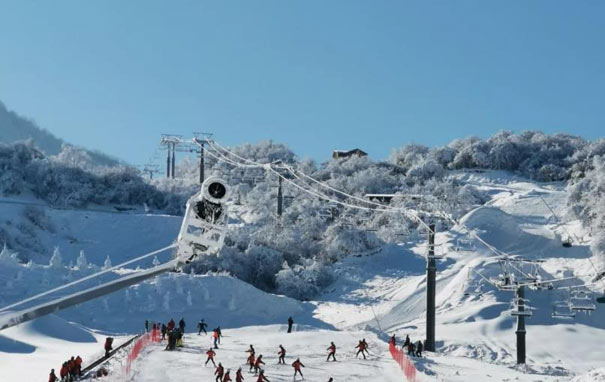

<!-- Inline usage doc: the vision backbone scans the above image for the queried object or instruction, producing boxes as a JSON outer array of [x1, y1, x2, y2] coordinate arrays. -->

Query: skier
[[253, 354, 265, 375], [161, 323, 167, 340], [177, 329, 184, 347], [247, 351, 256, 372], [326, 341, 337, 362], [179, 317, 186, 334], [215, 362, 225, 382], [59, 362, 68, 381], [407, 341, 415, 356], [48, 369, 58, 382], [287, 316, 294, 333], [256, 369, 270, 382], [67, 356, 76, 379], [402, 335, 410, 350], [361, 338, 369, 356], [236, 367, 245, 382], [213, 328, 220, 349], [75, 355, 83, 377], [198, 319, 208, 335], [104, 337, 113, 357], [246, 344, 255, 355], [223, 369, 232, 382], [355, 340, 366, 359], [205, 348, 217, 367], [415, 341, 423, 357], [145, 319, 149, 333], [167, 318, 175, 331], [277, 344, 286, 364], [217, 326, 223, 344], [292, 358, 305, 379]]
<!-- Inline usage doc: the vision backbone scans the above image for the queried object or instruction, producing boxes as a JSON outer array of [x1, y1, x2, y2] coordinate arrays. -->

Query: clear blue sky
[[1, 1, 604, 165]]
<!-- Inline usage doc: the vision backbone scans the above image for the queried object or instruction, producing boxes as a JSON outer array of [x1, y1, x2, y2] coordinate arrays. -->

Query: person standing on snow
[[198, 319, 208, 335], [167, 318, 175, 331], [277, 345, 286, 364], [161, 323, 167, 340], [215, 362, 225, 382], [407, 341, 415, 356], [104, 337, 113, 358], [212, 328, 220, 349], [179, 318, 186, 334], [415, 341, 423, 357], [355, 340, 367, 359], [48, 369, 58, 382], [217, 326, 222, 344], [402, 335, 410, 350], [223, 369, 232, 382], [287, 316, 294, 333], [326, 342, 337, 362], [253, 354, 265, 375], [205, 348, 217, 367], [236, 367, 245, 382], [292, 358, 305, 379], [256, 369, 270, 382], [247, 351, 256, 372]]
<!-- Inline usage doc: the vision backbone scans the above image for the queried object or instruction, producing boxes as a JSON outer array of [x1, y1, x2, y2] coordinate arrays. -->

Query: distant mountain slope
[[0, 101, 120, 166]]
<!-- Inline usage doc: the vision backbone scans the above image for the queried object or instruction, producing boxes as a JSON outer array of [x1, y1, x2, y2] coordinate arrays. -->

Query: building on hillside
[[332, 148, 368, 159]]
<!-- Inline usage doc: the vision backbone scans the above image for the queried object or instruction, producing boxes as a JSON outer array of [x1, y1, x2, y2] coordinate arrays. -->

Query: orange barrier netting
[[389, 342, 417, 382], [125, 328, 161, 374]]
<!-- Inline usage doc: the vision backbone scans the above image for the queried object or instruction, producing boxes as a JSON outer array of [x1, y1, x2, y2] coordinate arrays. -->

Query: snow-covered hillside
[[1, 170, 605, 382]]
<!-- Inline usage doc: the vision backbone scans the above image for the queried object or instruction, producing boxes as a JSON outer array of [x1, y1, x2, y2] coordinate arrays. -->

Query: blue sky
[[1, 1, 604, 165]]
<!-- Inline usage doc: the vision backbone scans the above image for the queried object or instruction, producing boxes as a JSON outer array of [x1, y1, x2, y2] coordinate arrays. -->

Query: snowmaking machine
[[0, 177, 230, 331]]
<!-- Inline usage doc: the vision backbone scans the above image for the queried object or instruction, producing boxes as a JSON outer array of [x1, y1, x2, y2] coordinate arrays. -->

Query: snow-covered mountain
[[1, 129, 605, 381], [0, 101, 121, 166]]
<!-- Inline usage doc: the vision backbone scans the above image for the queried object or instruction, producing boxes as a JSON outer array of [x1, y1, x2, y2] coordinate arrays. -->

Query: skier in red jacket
[[48, 369, 58, 382], [355, 340, 367, 359], [235, 367, 245, 382], [327, 341, 337, 361], [292, 358, 305, 379], [277, 345, 286, 364], [215, 363, 225, 382], [256, 369, 270, 382], [60, 362, 69, 380], [223, 369, 232, 382], [247, 352, 256, 372], [253, 354, 265, 375], [206, 348, 217, 366]]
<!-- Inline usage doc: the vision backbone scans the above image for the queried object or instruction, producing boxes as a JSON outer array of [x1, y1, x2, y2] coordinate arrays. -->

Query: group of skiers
[[48, 355, 83, 382], [205, 343, 312, 382], [391, 334, 423, 357]]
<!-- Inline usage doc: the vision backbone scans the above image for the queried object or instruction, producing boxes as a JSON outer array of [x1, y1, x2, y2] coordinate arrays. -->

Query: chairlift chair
[[552, 302, 576, 319], [456, 238, 475, 252], [569, 291, 596, 314]]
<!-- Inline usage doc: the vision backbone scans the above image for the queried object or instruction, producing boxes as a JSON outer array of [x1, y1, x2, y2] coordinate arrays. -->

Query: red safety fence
[[389, 342, 417, 382], [125, 328, 161, 374]]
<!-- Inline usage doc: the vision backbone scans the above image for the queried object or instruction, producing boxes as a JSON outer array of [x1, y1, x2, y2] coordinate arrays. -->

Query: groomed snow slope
[[2, 171, 605, 381]]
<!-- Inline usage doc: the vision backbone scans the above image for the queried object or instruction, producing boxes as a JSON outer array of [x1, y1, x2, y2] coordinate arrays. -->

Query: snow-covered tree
[[49, 247, 62, 268], [76, 250, 88, 269], [103, 255, 112, 270]]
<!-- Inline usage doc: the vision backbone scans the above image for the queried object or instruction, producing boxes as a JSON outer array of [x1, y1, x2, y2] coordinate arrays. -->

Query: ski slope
[[2, 171, 605, 381]]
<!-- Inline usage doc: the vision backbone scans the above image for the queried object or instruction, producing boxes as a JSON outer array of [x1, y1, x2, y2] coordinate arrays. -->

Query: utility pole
[[425, 222, 436, 352], [142, 164, 160, 179], [160, 135, 183, 179], [516, 285, 526, 364], [277, 176, 283, 217], [193, 132, 212, 185]]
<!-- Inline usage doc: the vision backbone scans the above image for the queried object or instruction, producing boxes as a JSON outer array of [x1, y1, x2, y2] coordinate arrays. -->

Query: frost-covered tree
[[103, 255, 112, 270], [76, 250, 88, 269], [49, 247, 62, 268]]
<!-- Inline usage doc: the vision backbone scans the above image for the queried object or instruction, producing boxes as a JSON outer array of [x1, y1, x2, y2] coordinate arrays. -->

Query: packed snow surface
[[1, 171, 605, 381]]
